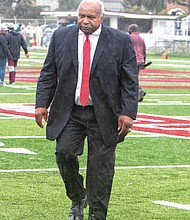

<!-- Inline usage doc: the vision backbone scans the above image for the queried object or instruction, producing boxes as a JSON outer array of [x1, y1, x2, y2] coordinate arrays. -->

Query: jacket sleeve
[[120, 34, 139, 120], [35, 32, 57, 109], [20, 34, 28, 54], [1, 37, 13, 60]]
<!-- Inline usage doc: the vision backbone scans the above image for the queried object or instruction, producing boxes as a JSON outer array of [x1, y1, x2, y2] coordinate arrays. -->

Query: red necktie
[[80, 34, 90, 107]]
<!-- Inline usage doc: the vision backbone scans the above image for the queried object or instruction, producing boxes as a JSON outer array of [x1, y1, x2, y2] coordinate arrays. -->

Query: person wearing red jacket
[[128, 24, 146, 102], [6, 23, 29, 84]]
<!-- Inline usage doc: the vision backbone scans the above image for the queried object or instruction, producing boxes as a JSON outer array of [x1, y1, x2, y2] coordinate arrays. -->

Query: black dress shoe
[[138, 88, 146, 102], [68, 198, 87, 220]]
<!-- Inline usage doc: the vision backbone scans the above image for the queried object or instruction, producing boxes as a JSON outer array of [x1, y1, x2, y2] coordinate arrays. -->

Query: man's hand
[[35, 107, 48, 128], [118, 115, 133, 136], [25, 53, 29, 58]]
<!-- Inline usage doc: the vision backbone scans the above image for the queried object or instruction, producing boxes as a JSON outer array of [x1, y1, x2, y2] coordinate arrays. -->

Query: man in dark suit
[[35, 0, 138, 219]]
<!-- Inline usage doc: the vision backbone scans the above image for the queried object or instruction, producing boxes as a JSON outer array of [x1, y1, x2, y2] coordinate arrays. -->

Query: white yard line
[[1, 165, 190, 173], [0, 136, 45, 139], [154, 64, 190, 68], [150, 58, 190, 64], [0, 93, 35, 95], [147, 94, 190, 96], [0, 134, 165, 139], [153, 201, 190, 211], [139, 103, 190, 105]]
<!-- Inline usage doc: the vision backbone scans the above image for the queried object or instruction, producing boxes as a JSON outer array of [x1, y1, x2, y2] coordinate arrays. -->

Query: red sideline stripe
[[140, 78, 190, 82], [12, 79, 38, 82], [142, 85, 190, 89], [5, 73, 39, 75], [6, 68, 41, 71], [0, 108, 34, 117], [141, 69, 190, 74]]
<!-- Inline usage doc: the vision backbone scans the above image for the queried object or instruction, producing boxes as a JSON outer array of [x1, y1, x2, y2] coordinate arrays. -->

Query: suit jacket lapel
[[69, 27, 79, 75], [91, 26, 111, 74], [68, 26, 111, 76]]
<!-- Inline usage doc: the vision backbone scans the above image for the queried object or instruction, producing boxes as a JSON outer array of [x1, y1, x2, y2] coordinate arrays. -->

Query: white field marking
[[0, 148, 37, 155], [136, 123, 190, 129], [138, 112, 190, 120], [147, 94, 190, 96], [0, 132, 188, 139], [127, 134, 165, 138], [136, 117, 164, 122], [0, 142, 5, 147], [137, 115, 190, 121], [153, 201, 190, 211], [19, 59, 43, 63], [0, 93, 35, 95], [1, 165, 190, 173], [0, 134, 164, 139], [0, 115, 34, 120], [154, 64, 190, 68], [4, 85, 36, 89], [150, 58, 190, 64], [18, 64, 31, 66], [20, 51, 47, 55], [0, 136, 45, 139], [0, 116, 26, 119], [0, 114, 34, 120], [129, 130, 190, 140], [154, 101, 190, 104], [1, 93, 189, 96], [139, 103, 190, 106]]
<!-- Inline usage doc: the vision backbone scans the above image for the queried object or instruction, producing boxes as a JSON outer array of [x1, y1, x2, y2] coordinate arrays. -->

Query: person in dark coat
[[0, 26, 13, 86], [35, 0, 139, 219], [6, 23, 29, 84]]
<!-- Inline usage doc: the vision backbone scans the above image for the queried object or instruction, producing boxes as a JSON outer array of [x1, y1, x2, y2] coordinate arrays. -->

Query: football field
[[0, 50, 190, 219]]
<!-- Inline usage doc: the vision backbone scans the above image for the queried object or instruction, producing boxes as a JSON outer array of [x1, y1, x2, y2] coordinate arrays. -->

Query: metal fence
[[1, 18, 190, 55]]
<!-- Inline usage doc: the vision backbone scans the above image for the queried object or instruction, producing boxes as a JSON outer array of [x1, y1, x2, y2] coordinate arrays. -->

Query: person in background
[[128, 23, 146, 102], [35, 0, 138, 219], [6, 23, 29, 84], [35, 25, 43, 47], [175, 14, 182, 35], [0, 26, 13, 86], [16, 23, 22, 33]]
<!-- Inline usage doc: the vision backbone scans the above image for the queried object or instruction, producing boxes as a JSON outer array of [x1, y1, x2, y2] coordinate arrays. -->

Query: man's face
[[78, 2, 103, 34]]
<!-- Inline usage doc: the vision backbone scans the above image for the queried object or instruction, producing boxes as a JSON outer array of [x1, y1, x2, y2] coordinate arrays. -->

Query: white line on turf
[[0, 136, 46, 139], [0, 148, 37, 155], [1, 165, 190, 173], [0, 93, 35, 95], [153, 201, 190, 211], [0, 135, 165, 139], [0, 133, 189, 139], [139, 103, 190, 106], [147, 94, 190, 96], [4, 93, 189, 96]]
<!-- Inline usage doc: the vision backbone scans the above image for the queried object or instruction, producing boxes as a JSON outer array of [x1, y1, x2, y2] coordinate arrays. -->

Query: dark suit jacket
[[36, 25, 139, 146]]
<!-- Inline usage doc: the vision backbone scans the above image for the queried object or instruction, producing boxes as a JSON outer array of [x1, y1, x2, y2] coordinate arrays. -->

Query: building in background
[[36, 0, 59, 11], [35, 0, 189, 13], [102, 0, 124, 11], [35, 0, 124, 12]]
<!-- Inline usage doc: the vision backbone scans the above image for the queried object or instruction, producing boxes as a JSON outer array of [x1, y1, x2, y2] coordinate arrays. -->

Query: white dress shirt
[[75, 25, 102, 106]]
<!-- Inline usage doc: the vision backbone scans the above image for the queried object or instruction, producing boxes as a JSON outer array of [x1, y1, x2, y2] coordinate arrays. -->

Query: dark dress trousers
[[36, 25, 138, 219]]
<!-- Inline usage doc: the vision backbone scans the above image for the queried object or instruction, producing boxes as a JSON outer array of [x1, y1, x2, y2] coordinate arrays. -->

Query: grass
[[0, 49, 190, 219], [0, 169, 190, 219]]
